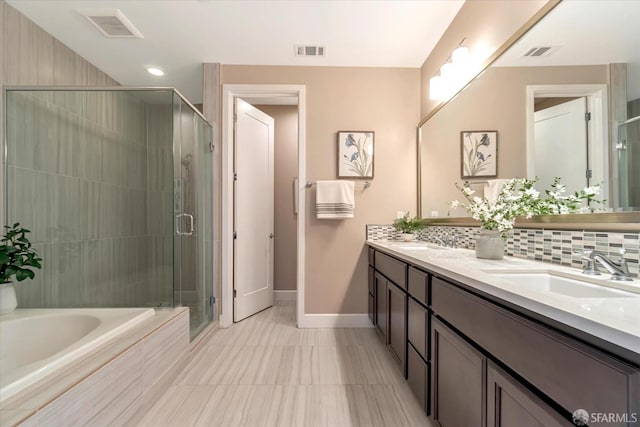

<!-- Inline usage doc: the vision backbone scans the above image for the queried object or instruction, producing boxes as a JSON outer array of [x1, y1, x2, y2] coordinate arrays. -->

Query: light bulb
[[429, 75, 442, 101], [145, 66, 165, 76], [440, 62, 455, 79], [452, 46, 469, 65]]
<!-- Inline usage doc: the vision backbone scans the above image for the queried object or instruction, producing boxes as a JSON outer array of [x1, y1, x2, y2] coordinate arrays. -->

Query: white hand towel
[[483, 179, 510, 204], [316, 180, 355, 219]]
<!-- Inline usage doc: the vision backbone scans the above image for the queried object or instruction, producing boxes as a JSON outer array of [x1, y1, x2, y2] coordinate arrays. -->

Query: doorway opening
[[526, 84, 609, 204], [221, 85, 306, 328]]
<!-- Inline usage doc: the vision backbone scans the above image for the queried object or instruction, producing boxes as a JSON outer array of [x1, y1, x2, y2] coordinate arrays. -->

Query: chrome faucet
[[583, 250, 633, 281], [434, 232, 458, 249]]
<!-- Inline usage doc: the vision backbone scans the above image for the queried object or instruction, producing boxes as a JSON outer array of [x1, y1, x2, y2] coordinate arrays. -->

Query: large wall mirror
[[419, 1, 640, 225]]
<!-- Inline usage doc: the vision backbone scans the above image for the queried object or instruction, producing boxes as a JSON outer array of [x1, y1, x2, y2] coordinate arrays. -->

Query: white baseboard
[[274, 290, 297, 301], [298, 314, 374, 328]]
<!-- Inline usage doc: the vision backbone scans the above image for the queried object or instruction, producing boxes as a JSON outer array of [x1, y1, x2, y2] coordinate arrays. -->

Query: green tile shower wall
[[6, 91, 174, 308]]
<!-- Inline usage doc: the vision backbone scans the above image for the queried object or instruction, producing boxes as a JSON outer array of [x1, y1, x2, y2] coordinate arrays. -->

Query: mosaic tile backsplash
[[366, 224, 640, 278]]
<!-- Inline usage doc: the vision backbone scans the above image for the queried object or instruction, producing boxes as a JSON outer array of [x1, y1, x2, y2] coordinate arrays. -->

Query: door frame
[[525, 84, 609, 204], [221, 84, 306, 328]]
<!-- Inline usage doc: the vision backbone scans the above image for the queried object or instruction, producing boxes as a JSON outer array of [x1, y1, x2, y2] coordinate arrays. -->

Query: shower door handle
[[176, 213, 194, 236]]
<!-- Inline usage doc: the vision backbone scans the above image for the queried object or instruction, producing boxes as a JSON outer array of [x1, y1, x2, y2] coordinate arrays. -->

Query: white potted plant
[[393, 213, 426, 242], [450, 178, 602, 259], [0, 223, 42, 315]]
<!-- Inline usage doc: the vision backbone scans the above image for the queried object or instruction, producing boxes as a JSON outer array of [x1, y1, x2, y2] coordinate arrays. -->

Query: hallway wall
[[256, 105, 298, 292]]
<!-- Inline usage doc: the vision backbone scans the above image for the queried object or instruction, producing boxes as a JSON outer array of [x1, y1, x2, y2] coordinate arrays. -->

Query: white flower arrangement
[[450, 177, 604, 239]]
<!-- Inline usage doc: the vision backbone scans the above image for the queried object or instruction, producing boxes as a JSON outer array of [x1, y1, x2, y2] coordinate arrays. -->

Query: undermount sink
[[394, 244, 452, 251], [486, 271, 638, 299]]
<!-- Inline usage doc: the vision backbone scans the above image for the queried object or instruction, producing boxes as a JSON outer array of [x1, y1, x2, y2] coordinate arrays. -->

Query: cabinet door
[[368, 266, 376, 326], [375, 272, 387, 342], [388, 281, 407, 373], [408, 298, 428, 361], [487, 362, 572, 427], [368, 266, 375, 295], [432, 317, 486, 427], [368, 292, 375, 325], [408, 343, 429, 415]]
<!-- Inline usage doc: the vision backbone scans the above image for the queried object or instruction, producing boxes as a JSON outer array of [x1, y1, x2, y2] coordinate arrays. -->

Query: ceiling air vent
[[295, 45, 326, 57], [522, 46, 558, 57], [77, 8, 144, 38]]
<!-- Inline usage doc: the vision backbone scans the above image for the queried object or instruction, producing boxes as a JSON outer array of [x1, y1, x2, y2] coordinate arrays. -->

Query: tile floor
[[138, 302, 432, 427]]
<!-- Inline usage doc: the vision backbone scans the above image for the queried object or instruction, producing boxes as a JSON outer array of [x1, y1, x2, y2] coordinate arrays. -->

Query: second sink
[[486, 271, 638, 299]]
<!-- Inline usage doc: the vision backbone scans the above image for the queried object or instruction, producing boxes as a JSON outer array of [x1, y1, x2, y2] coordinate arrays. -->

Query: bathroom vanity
[[366, 241, 640, 427]]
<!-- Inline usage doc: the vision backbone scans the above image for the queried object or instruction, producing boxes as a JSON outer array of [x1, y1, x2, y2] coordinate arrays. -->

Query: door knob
[[269, 233, 274, 238]]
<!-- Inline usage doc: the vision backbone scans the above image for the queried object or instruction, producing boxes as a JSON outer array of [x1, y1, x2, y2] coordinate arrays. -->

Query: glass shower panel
[[173, 95, 214, 339], [5, 87, 213, 339], [4, 89, 176, 308], [617, 117, 640, 210]]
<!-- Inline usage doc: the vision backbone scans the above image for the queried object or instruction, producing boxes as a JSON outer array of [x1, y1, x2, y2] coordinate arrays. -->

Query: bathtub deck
[[138, 301, 432, 427]]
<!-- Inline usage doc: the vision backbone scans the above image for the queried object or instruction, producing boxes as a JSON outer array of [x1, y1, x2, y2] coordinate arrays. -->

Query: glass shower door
[[174, 95, 215, 340]]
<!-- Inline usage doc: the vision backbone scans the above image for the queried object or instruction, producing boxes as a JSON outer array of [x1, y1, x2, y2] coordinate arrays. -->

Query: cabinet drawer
[[368, 247, 375, 266], [375, 251, 407, 289], [432, 277, 640, 419], [408, 266, 429, 305], [407, 343, 429, 415], [408, 298, 428, 361]]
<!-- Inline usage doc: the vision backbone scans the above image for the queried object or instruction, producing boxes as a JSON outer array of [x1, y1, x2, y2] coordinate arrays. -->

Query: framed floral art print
[[461, 131, 497, 179], [337, 131, 374, 178]]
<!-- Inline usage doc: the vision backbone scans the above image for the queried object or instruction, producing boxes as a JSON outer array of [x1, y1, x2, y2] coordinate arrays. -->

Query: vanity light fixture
[[429, 39, 479, 101], [145, 66, 165, 76]]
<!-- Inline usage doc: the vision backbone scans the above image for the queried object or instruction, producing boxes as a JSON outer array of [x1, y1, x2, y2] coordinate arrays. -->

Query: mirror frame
[[416, 0, 640, 232]]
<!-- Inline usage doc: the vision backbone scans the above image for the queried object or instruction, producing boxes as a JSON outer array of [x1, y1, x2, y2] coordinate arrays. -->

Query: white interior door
[[533, 97, 588, 195], [233, 98, 274, 322]]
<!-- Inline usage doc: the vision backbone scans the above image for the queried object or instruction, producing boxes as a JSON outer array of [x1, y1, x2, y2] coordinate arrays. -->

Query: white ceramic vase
[[0, 282, 17, 315], [401, 233, 415, 242], [475, 229, 505, 259]]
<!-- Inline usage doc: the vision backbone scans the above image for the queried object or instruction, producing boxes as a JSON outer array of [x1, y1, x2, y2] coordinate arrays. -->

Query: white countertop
[[367, 240, 640, 358]]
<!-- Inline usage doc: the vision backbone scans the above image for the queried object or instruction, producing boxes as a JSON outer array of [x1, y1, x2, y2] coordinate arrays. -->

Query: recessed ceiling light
[[145, 66, 165, 76]]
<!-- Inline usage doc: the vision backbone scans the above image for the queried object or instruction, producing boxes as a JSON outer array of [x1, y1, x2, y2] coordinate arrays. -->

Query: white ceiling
[[7, 0, 465, 103], [495, 0, 640, 99]]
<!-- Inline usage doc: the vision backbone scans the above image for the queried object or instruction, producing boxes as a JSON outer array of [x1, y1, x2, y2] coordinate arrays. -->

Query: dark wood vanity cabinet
[[367, 245, 640, 426], [368, 248, 429, 410], [432, 317, 486, 427], [372, 251, 407, 373], [367, 266, 375, 325], [387, 281, 407, 371], [374, 272, 387, 341], [487, 362, 572, 427]]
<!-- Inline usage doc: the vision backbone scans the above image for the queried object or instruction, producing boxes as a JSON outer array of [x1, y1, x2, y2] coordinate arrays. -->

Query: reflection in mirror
[[419, 0, 640, 217]]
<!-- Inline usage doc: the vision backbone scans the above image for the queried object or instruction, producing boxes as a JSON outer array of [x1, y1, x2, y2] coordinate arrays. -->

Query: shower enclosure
[[3, 87, 214, 339], [617, 116, 640, 210]]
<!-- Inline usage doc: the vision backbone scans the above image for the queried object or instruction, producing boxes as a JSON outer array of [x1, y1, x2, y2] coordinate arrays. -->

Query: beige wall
[[221, 65, 420, 314], [420, 65, 608, 217], [420, 0, 551, 119], [256, 105, 299, 291]]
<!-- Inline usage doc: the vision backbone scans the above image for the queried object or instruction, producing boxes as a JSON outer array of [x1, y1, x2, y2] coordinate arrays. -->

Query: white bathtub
[[0, 308, 155, 403]]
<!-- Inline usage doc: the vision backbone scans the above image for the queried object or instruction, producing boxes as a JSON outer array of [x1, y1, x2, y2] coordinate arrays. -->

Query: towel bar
[[305, 181, 370, 189]]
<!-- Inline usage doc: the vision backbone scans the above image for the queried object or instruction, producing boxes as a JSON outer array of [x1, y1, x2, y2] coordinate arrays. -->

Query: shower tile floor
[[138, 301, 432, 427]]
